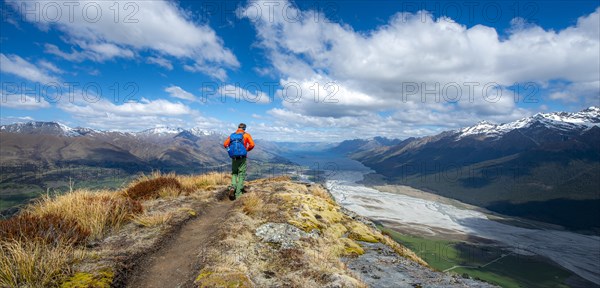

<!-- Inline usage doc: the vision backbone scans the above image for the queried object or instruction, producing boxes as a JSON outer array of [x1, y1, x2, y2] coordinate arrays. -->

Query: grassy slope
[[0, 172, 228, 287]]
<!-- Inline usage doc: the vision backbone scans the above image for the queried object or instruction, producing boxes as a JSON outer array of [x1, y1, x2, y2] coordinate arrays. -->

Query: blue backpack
[[228, 132, 247, 158]]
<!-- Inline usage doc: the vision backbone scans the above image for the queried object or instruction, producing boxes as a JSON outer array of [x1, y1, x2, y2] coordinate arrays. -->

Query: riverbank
[[324, 169, 600, 287]]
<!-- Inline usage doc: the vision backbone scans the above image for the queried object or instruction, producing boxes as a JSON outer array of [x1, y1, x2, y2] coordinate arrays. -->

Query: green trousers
[[231, 157, 247, 198]]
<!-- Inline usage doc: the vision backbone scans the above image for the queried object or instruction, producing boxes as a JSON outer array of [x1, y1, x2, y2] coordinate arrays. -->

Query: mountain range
[[0, 122, 292, 213], [0, 122, 289, 170], [2, 107, 599, 232], [346, 107, 600, 233]]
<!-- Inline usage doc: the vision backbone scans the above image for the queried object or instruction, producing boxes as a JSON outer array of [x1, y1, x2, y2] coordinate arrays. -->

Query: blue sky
[[0, 0, 598, 141]]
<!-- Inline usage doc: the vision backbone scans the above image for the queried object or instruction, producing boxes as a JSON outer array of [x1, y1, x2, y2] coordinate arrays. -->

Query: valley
[[2, 107, 599, 287], [283, 149, 600, 288]]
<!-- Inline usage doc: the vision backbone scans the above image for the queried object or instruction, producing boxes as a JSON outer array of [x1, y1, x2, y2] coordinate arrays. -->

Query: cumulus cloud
[[9, 0, 239, 79], [0, 92, 51, 110], [219, 84, 272, 104], [165, 85, 196, 101], [238, 0, 599, 139], [0, 53, 60, 83], [59, 98, 191, 117], [57, 97, 195, 131]]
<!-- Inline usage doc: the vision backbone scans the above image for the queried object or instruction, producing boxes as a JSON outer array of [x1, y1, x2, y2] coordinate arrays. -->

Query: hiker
[[223, 123, 255, 200]]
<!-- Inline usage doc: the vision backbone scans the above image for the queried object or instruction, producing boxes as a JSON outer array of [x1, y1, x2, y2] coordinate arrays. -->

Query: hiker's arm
[[223, 136, 230, 148], [246, 134, 255, 151]]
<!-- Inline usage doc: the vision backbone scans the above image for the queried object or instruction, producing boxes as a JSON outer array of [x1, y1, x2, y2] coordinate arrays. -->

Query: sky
[[0, 0, 599, 141]]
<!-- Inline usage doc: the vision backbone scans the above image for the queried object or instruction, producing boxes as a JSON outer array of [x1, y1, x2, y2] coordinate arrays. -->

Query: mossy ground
[[60, 268, 114, 288]]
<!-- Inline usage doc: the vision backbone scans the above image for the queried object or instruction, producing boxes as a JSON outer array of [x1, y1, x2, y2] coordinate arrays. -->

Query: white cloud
[[219, 84, 272, 104], [10, 0, 239, 79], [548, 80, 600, 105], [0, 93, 51, 110], [165, 85, 196, 101], [59, 98, 191, 117], [0, 116, 35, 126], [0, 53, 60, 83], [147, 56, 173, 70], [183, 64, 228, 82], [38, 60, 64, 74], [58, 97, 195, 131], [238, 1, 599, 139]]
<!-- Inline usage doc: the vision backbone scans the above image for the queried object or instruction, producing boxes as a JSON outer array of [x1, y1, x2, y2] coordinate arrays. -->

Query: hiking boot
[[227, 186, 236, 201]]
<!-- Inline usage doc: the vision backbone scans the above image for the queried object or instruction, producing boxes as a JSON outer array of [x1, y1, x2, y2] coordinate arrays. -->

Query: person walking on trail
[[223, 123, 255, 200]]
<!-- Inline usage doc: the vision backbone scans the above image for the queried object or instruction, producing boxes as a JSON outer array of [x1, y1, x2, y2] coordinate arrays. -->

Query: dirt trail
[[126, 200, 233, 288]]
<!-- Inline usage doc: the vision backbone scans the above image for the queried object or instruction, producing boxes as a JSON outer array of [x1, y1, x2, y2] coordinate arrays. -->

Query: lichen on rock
[[255, 222, 318, 249]]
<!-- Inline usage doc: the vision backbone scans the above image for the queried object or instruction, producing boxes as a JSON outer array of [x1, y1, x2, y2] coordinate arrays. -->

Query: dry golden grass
[[309, 185, 336, 204], [157, 186, 183, 198], [0, 240, 85, 287], [177, 172, 230, 191], [240, 192, 264, 217], [131, 211, 174, 227], [0, 171, 232, 288], [247, 175, 291, 185], [25, 190, 143, 241]]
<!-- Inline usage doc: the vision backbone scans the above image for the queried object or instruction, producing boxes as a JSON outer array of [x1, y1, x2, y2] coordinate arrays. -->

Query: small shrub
[[124, 176, 183, 200], [0, 213, 90, 246]]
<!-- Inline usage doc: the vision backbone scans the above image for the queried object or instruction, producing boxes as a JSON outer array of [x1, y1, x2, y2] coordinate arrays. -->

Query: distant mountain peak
[[0, 121, 224, 139], [136, 126, 185, 136], [0, 121, 82, 137], [457, 107, 600, 140]]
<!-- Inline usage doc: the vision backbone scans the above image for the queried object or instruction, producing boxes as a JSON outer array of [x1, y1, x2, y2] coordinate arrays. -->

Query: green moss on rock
[[60, 268, 114, 288]]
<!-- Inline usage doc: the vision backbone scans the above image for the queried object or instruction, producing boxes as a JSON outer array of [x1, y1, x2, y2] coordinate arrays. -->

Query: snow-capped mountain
[[457, 106, 600, 139], [351, 106, 600, 232], [0, 121, 82, 137], [0, 122, 222, 138], [135, 127, 186, 137]]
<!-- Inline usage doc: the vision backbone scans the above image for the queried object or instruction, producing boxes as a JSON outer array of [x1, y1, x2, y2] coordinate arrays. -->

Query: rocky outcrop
[[255, 223, 318, 249]]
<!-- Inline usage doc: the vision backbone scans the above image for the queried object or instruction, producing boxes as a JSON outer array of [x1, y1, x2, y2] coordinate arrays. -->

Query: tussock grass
[[177, 172, 230, 191], [309, 185, 335, 204], [131, 211, 174, 227], [124, 175, 184, 200], [0, 240, 85, 287], [0, 188, 143, 287], [0, 213, 90, 246], [0, 171, 228, 287], [158, 186, 184, 198], [26, 190, 143, 241], [240, 192, 264, 217]]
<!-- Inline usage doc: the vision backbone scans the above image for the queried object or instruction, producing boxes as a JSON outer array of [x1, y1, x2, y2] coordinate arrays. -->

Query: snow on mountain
[[457, 106, 600, 139], [0, 121, 82, 137], [0, 121, 224, 139], [188, 127, 220, 137], [135, 127, 185, 137]]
